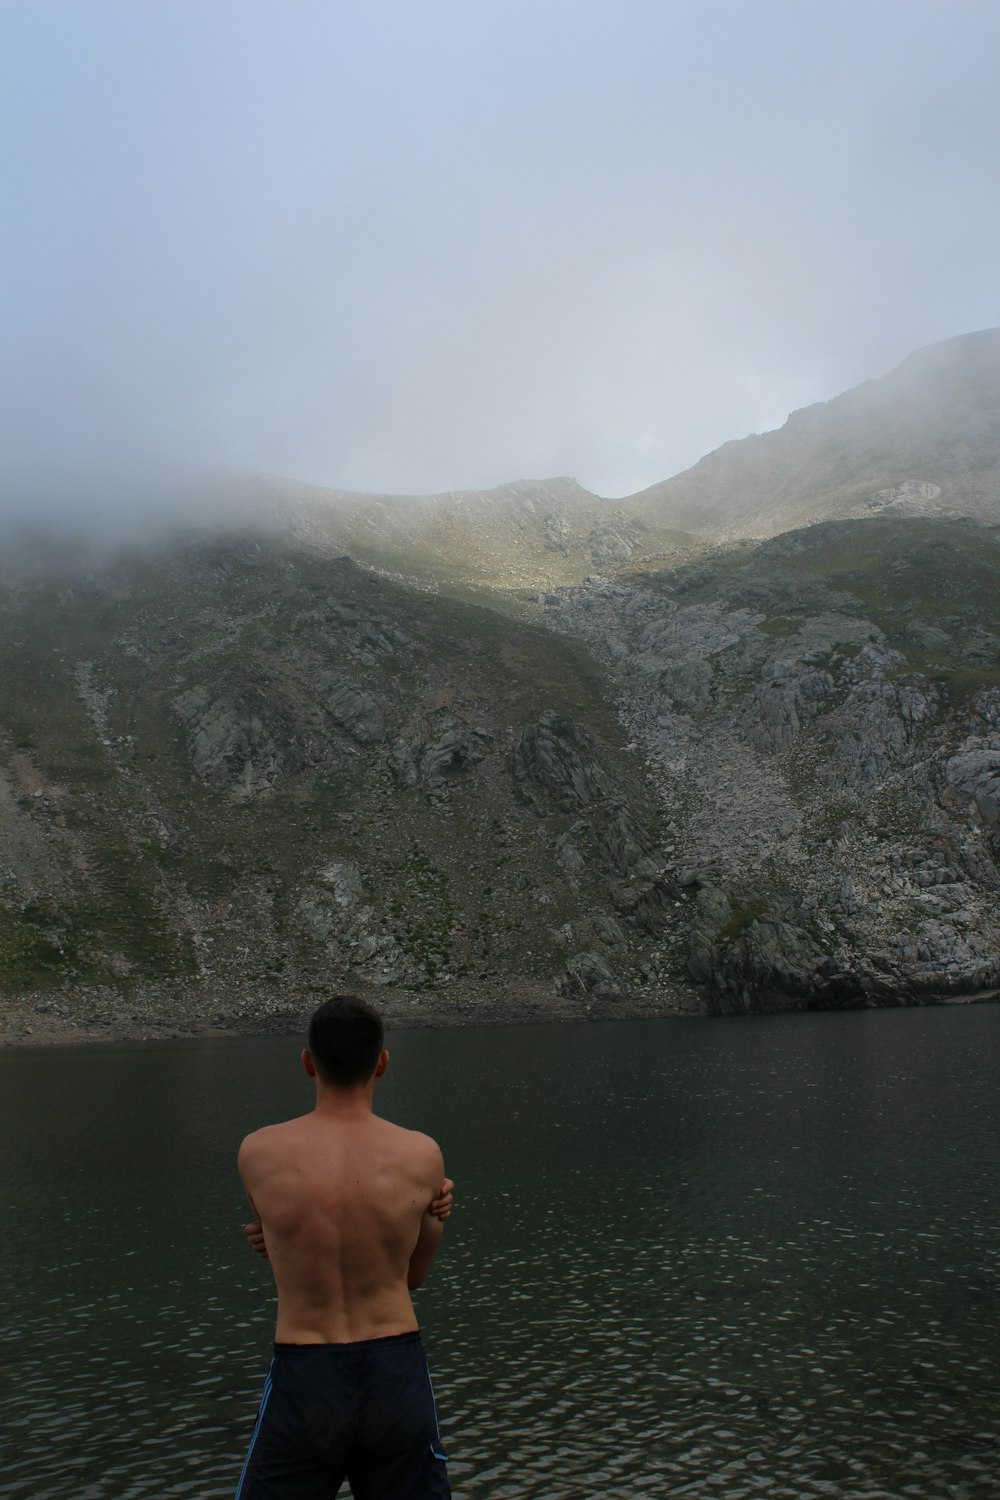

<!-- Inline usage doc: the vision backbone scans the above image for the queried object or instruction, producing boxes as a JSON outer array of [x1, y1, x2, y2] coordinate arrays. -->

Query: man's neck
[[313, 1081, 377, 1119]]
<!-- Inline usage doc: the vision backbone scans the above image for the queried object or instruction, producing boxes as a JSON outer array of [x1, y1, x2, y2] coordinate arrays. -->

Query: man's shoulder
[[238, 1116, 302, 1160], [378, 1119, 443, 1168]]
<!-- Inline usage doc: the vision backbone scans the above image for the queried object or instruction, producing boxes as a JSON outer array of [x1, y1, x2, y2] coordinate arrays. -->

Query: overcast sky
[[3, 0, 999, 519]]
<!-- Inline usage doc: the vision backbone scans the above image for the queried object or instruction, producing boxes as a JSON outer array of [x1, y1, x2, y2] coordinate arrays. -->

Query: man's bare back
[[238, 1097, 446, 1344]]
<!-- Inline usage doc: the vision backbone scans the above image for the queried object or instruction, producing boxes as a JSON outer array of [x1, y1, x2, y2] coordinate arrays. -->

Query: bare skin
[[242, 1183, 453, 1258], [237, 1047, 450, 1344]]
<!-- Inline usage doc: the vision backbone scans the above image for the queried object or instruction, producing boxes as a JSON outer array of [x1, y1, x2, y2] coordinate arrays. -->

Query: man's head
[[305, 995, 386, 1089]]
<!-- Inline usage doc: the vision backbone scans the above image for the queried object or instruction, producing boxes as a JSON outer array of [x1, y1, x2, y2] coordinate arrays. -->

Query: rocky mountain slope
[[0, 538, 683, 1035], [3, 332, 1000, 1036], [543, 516, 1000, 1011]]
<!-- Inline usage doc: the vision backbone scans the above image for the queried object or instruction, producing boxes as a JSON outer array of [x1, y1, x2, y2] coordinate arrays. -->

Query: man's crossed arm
[[242, 1179, 456, 1260]]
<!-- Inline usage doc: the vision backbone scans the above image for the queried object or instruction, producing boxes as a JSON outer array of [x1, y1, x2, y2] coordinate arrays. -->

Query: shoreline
[[0, 981, 703, 1048], [3, 983, 1000, 1048]]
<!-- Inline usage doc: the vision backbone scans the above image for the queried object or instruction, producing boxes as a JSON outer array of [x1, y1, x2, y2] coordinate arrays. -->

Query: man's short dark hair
[[307, 995, 384, 1087]]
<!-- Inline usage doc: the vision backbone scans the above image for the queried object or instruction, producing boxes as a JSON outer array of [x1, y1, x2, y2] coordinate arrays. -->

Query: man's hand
[[244, 1218, 269, 1259], [430, 1179, 454, 1221]]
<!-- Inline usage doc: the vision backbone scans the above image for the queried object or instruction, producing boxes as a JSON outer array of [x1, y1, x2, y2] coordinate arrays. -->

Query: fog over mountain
[[629, 329, 1000, 540], [4, 0, 1000, 527], [6, 329, 1000, 584], [84, 329, 994, 595]]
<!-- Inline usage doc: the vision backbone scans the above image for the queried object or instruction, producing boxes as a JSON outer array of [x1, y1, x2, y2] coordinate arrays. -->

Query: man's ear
[[374, 1049, 389, 1079], [302, 1048, 317, 1078]]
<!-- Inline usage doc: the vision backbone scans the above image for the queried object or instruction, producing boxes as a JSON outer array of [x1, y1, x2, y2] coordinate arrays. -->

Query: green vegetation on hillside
[[0, 536, 657, 1007]]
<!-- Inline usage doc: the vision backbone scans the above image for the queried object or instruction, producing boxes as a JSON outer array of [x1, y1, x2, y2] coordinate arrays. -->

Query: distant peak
[[887, 326, 1000, 378]]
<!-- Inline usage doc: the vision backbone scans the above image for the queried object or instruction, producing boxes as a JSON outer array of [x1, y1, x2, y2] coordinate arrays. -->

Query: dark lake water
[[2, 1007, 1000, 1499]]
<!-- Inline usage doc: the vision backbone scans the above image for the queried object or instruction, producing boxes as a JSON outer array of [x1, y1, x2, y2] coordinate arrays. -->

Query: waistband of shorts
[[273, 1330, 422, 1354]]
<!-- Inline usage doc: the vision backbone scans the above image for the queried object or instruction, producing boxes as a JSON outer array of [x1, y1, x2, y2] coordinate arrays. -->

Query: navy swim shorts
[[235, 1332, 450, 1500]]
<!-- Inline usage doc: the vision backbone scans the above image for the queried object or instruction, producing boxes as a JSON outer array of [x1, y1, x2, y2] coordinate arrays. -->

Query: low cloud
[[4, 0, 999, 536]]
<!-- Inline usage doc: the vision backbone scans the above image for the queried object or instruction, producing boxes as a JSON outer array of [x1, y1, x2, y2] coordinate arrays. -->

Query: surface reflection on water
[[2, 1006, 999, 1498]]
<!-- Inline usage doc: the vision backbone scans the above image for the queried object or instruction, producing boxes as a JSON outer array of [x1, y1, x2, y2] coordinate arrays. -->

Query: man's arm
[[408, 1142, 448, 1289], [408, 1209, 445, 1289], [239, 1134, 270, 1259]]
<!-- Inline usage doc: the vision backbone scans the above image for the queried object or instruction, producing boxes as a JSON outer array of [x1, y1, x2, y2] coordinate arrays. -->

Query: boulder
[[557, 950, 624, 1000], [659, 659, 714, 714], [327, 680, 385, 744], [389, 719, 490, 790], [174, 684, 300, 801], [512, 711, 612, 813], [945, 738, 1000, 825]]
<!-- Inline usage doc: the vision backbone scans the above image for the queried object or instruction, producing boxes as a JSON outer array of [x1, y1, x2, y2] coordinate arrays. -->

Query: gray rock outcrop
[[512, 711, 611, 813], [174, 684, 301, 801], [557, 950, 624, 1001]]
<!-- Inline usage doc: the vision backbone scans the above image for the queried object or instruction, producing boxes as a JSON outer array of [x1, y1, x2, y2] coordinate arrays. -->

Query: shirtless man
[[235, 995, 454, 1500]]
